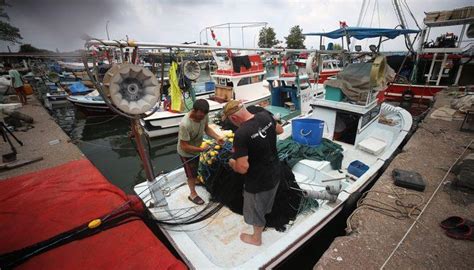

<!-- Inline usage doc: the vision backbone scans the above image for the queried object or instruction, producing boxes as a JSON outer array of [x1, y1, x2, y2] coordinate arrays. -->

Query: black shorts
[[179, 155, 199, 179]]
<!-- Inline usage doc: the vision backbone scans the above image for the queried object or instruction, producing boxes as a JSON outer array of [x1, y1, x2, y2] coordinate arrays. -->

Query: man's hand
[[228, 158, 236, 171], [228, 157, 249, 174], [216, 136, 225, 145]]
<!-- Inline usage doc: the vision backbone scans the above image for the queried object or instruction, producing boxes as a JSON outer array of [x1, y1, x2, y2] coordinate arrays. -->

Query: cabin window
[[217, 78, 233, 87], [334, 111, 359, 145], [237, 77, 251, 86], [360, 104, 381, 129]]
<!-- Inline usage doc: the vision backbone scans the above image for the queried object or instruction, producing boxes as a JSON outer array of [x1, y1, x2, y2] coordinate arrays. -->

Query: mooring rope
[[380, 139, 473, 269]]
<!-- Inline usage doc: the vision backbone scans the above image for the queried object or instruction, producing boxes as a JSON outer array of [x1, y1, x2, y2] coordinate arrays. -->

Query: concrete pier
[[315, 92, 473, 269], [0, 95, 83, 179]]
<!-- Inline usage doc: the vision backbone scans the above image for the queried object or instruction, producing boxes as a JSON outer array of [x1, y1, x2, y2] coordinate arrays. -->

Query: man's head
[[222, 100, 250, 127], [4, 63, 12, 71], [192, 99, 210, 121]]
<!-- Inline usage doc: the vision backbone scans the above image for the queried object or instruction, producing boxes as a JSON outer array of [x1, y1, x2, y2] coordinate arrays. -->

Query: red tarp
[[0, 159, 186, 270]]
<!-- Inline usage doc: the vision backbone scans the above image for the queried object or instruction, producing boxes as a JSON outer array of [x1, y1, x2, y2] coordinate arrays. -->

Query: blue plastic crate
[[348, 160, 369, 177], [205, 81, 215, 91]]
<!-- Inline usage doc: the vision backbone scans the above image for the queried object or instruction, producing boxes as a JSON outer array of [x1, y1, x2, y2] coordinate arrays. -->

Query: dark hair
[[193, 99, 209, 114], [4, 63, 12, 69]]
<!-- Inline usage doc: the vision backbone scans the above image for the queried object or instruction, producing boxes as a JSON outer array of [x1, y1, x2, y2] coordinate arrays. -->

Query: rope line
[[380, 139, 473, 269]]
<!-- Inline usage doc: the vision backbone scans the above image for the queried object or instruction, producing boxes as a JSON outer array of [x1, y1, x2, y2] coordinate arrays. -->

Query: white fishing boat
[[68, 87, 216, 117], [134, 56, 413, 269], [142, 54, 271, 138]]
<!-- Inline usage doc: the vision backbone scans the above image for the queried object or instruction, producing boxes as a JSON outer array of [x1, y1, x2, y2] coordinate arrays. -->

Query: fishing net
[[198, 132, 304, 231], [198, 135, 346, 231], [277, 137, 344, 169]]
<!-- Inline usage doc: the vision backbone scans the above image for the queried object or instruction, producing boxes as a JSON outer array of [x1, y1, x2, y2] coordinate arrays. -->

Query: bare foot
[[240, 233, 261, 246]]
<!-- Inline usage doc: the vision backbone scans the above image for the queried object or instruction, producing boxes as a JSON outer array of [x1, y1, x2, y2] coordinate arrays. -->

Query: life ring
[[305, 52, 318, 77]]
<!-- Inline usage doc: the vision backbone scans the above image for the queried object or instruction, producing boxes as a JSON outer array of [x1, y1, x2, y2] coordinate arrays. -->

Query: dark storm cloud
[[3, 0, 129, 51], [1, 0, 473, 52], [158, 0, 220, 5]]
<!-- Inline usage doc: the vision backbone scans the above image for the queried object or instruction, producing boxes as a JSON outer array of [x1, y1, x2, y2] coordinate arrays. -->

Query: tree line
[[258, 25, 306, 49]]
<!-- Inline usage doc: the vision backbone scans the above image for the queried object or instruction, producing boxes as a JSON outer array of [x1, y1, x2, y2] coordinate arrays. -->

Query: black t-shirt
[[232, 111, 280, 193]]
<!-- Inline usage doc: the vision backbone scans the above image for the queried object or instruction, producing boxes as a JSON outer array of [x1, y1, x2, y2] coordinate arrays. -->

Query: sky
[[0, 0, 472, 53]]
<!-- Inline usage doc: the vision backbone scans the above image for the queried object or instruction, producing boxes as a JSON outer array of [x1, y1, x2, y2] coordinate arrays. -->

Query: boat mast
[[392, 0, 414, 52]]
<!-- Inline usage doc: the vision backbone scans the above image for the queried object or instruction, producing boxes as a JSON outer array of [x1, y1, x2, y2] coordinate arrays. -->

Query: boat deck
[[134, 103, 410, 268]]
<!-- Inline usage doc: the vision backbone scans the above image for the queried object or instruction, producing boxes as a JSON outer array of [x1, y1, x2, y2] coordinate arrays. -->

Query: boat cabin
[[209, 53, 267, 103]]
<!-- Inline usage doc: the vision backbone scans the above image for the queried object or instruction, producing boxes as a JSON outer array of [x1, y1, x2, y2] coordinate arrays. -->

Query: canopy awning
[[304, 27, 420, 40]]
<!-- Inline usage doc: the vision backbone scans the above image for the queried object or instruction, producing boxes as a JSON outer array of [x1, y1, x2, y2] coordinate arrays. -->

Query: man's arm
[[180, 140, 205, 154], [229, 156, 249, 174], [275, 123, 284, 135], [205, 124, 224, 144]]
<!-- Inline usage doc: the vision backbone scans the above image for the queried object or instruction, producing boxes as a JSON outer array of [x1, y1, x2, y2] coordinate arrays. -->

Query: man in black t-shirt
[[221, 105, 270, 132], [224, 100, 284, 246]]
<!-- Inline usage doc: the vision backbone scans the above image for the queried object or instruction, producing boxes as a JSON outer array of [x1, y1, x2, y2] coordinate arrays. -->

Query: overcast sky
[[0, 0, 472, 52]]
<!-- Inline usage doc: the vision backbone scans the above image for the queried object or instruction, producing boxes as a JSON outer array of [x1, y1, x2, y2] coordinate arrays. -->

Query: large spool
[[102, 64, 120, 96], [370, 56, 387, 88], [305, 52, 319, 77], [108, 64, 160, 115], [181, 60, 201, 81]]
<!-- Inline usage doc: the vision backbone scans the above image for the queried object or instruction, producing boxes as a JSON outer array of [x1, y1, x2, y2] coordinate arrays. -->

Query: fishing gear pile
[[277, 137, 344, 169]]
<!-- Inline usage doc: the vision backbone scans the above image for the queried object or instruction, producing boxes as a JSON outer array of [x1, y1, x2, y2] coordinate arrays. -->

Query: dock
[[315, 91, 474, 269], [0, 95, 83, 180]]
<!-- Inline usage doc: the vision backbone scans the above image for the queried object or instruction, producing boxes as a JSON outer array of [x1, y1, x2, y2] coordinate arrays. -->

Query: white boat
[[68, 87, 216, 117], [44, 91, 69, 110], [142, 54, 271, 138], [134, 58, 413, 269], [66, 90, 112, 116]]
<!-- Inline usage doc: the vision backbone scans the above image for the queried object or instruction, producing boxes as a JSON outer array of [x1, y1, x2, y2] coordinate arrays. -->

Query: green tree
[[285, 25, 306, 49], [0, 1, 22, 44], [333, 43, 342, 50], [258, 27, 278, 48], [19, 44, 47, 53]]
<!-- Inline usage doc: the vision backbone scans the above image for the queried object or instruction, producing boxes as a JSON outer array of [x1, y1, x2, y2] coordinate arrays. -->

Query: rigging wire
[[402, 0, 422, 30]]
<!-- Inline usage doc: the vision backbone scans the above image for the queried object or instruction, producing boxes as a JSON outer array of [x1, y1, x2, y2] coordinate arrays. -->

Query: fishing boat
[[382, 6, 474, 113], [142, 53, 271, 138], [133, 55, 413, 269], [295, 53, 342, 83], [66, 90, 112, 116], [44, 90, 69, 110]]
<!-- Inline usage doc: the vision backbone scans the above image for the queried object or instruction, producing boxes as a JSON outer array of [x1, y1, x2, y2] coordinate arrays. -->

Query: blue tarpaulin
[[304, 27, 419, 40], [69, 81, 91, 94]]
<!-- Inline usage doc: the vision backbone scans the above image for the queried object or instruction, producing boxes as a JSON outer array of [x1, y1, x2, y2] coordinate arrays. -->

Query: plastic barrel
[[292, 118, 324, 146]]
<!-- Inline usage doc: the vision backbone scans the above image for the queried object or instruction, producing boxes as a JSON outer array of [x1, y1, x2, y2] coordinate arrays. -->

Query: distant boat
[[142, 54, 271, 138], [67, 90, 112, 116]]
